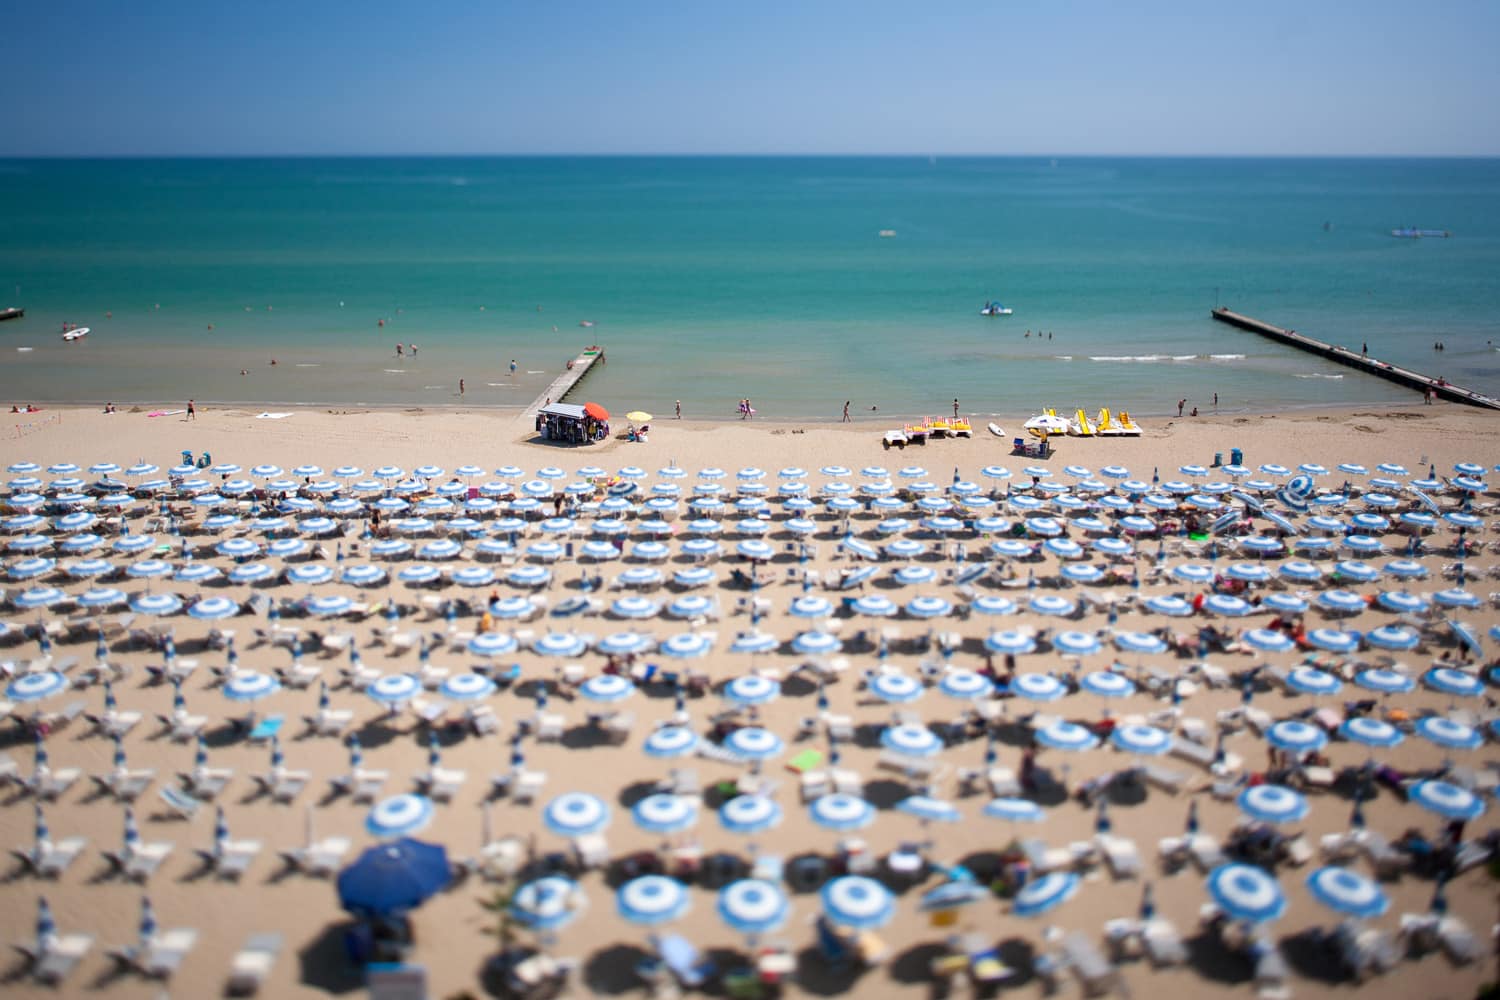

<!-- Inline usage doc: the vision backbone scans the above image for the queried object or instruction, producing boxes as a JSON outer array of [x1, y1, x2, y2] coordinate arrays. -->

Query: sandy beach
[[1, 400, 1497, 1000]]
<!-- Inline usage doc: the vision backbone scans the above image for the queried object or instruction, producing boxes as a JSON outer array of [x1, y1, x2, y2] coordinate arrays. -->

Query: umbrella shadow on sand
[[1280, 928, 1352, 984], [297, 921, 367, 994], [581, 943, 652, 995], [1185, 930, 1255, 985], [794, 945, 874, 996]]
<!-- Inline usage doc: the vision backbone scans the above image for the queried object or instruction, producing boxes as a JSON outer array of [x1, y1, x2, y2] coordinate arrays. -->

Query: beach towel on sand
[[255, 412, 293, 420]]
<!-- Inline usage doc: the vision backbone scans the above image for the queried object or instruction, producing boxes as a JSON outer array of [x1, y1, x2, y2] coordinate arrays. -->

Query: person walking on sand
[[1213, 392, 1218, 410], [509, 359, 517, 376], [842, 400, 851, 422], [396, 343, 403, 358], [459, 379, 465, 396], [1177, 398, 1186, 416], [675, 400, 681, 419], [953, 398, 960, 419], [187, 399, 196, 420]]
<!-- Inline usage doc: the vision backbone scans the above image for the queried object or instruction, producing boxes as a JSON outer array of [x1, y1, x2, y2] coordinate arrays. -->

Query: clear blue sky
[[6, 0, 1498, 156]]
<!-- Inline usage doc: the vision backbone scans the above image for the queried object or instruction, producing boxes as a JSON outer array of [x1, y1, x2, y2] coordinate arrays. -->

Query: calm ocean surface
[[2, 156, 1498, 420]]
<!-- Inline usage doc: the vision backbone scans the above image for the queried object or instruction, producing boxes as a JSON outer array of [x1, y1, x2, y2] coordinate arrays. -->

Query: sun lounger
[[277, 836, 350, 877], [1062, 931, 1118, 996], [511, 769, 547, 804], [159, 785, 202, 820], [469, 704, 500, 735], [179, 765, 233, 800], [226, 932, 283, 995], [12, 833, 88, 878], [1096, 834, 1142, 879], [1251, 937, 1292, 1000], [655, 767, 701, 797], [1142, 918, 1187, 967], [88, 708, 143, 738], [104, 839, 175, 882], [1169, 739, 1216, 770], [573, 833, 610, 871], [108, 927, 197, 979], [24, 765, 81, 801], [16, 929, 94, 984], [417, 766, 467, 802], [331, 767, 388, 804], [199, 836, 262, 880], [256, 768, 310, 804], [302, 707, 354, 737], [534, 712, 565, 742], [246, 715, 284, 742]]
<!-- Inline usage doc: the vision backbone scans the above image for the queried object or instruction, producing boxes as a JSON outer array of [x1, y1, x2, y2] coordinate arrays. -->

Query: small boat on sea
[[0, 307, 23, 322], [61, 327, 89, 342], [980, 302, 1013, 316], [1391, 228, 1451, 239], [878, 230, 897, 238]]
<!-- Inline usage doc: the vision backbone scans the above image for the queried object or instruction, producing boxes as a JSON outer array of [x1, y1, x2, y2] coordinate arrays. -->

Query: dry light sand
[[0, 401, 1497, 1000]]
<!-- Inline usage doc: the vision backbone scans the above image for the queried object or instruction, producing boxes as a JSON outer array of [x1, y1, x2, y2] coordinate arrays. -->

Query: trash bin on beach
[[1231, 447, 1244, 466], [1213, 452, 1223, 468]]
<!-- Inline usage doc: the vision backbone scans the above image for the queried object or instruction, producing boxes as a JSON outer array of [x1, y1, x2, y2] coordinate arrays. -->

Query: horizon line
[[3, 151, 1500, 161]]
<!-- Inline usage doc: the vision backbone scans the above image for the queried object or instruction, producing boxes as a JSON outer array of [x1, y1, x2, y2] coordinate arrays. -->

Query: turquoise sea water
[[1, 156, 1498, 420]]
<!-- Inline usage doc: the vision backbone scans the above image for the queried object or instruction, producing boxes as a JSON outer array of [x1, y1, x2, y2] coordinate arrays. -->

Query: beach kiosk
[[536, 402, 609, 445]]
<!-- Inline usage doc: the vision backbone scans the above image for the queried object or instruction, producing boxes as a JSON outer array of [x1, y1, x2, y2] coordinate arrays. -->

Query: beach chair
[[158, 785, 202, 820], [226, 932, 283, 995], [1096, 834, 1142, 879], [1062, 931, 1119, 996], [656, 767, 701, 798], [468, 703, 500, 735], [22, 761, 82, 801], [104, 838, 175, 882], [417, 764, 467, 803], [534, 712, 565, 742], [255, 765, 310, 804], [799, 770, 831, 801], [301, 706, 354, 738], [198, 834, 262, 880], [278, 660, 322, 689], [1140, 919, 1187, 966], [509, 769, 547, 805], [179, 762, 234, 800], [161, 710, 208, 743], [573, 832, 610, 871], [246, 715, 284, 742], [15, 928, 94, 984], [94, 764, 158, 803], [278, 832, 350, 878], [108, 928, 198, 979], [1251, 937, 1292, 1000], [87, 706, 143, 739], [12, 831, 88, 878]]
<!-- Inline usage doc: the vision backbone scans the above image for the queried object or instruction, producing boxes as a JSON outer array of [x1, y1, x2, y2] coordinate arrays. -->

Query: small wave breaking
[[1293, 373, 1344, 380]]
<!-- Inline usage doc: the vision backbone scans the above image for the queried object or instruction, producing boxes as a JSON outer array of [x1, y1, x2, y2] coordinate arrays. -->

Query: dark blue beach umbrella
[[336, 837, 451, 917]]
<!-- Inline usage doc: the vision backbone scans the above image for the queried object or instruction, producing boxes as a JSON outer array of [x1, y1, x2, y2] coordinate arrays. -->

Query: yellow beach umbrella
[[626, 411, 653, 423]]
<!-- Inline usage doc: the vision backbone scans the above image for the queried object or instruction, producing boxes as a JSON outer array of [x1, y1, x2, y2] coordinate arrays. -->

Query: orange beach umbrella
[[583, 402, 610, 421]]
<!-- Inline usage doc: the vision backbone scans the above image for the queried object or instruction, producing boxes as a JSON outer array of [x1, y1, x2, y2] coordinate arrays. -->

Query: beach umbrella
[[1316, 590, 1367, 615], [724, 727, 784, 763], [78, 585, 127, 607], [1376, 590, 1427, 614], [511, 876, 586, 933], [1365, 625, 1420, 652], [719, 795, 783, 840], [659, 631, 713, 660], [1432, 588, 1482, 610], [337, 837, 450, 917], [1029, 594, 1076, 617], [718, 880, 789, 940], [6, 670, 68, 703], [1035, 720, 1100, 752], [1010, 673, 1066, 702], [440, 672, 496, 701], [543, 792, 611, 838], [1013, 872, 1080, 918], [1286, 667, 1342, 697], [1208, 864, 1286, 923], [1409, 780, 1485, 821], [188, 596, 240, 621], [365, 794, 435, 838], [631, 795, 700, 836], [1305, 628, 1359, 654], [937, 670, 993, 700], [534, 632, 588, 659], [808, 793, 875, 832], [130, 592, 183, 616], [983, 797, 1045, 824], [1305, 866, 1388, 920], [1238, 784, 1309, 824], [1265, 719, 1327, 753], [617, 875, 690, 927], [1143, 595, 1193, 617], [596, 633, 652, 658], [723, 675, 780, 708], [467, 632, 518, 658], [223, 671, 280, 703], [821, 876, 894, 929], [1053, 631, 1102, 657], [1355, 668, 1414, 695], [984, 630, 1037, 655], [1414, 716, 1482, 751], [578, 674, 636, 704], [897, 795, 961, 824], [1111, 724, 1173, 756], [642, 726, 699, 759], [867, 672, 924, 704], [728, 631, 778, 655], [1339, 716, 1403, 749], [1424, 667, 1483, 698], [1080, 670, 1134, 700], [366, 673, 422, 705], [1203, 594, 1253, 618], [1243, 629, 1295, 653]]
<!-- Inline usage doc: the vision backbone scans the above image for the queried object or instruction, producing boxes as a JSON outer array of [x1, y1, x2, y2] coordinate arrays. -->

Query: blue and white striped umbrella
[[1010, 673, 1066, 702], [1238, 784, 1308, 824], [719, 796, 783, 836], [6, 670, 68, 703], [791, 631, 842, 656], [1035, 721, 1100, 752], [643, 726, 699, 759], [1365, 625, 1419, 652], [1204, 594, 1253, 617], [596, 633, 652, 658], [188, 596, 240, 620], [983, 798, 1045, 823], [1306, 628, 1359, 654], [1339, 717, 1403, 749], [985, 630, 1037, 655], [223, 671, 280, 702], [13, 585, 67, 609], [1276, 561, 1322, 584], [661, 632, 713, 659], [1111, 724, 1173, 756], [579, 674, 636, 703], [617, 875, 690, 926], [728, 631, 779, 655], [306, 594, 353, 617], [1029, 595, 1076, 617], [366, 673, 422, 704], [131, 592, 183, 616], [1286, 667, 1342, 696], [1208, 864, 1286, 923], [1244, 629, 1295, 653], [1143, 595, 1193, 617], [1265, 719, 1327, 752], [451, 566, 495, 588], [1415, 716, 1482, 751], [724, 727, 785, 762], [1376, 590, 1427, 614], [225, 562, 270, 585], [723, 675, 780, 707], [892, 565, 937, 586], [719, 880, 789, 937], [1424, 667, 1483, 698], [1113, 631, 1167, 655], [897, 795, 961, 823], [6, 556, 54, 580], [1317, 590, 1366, 614], [1053, 630, 1101, 656], [880, 723, 944, 757], [1433, 588, 1482, 610], [1080, 670, 1134, 698], [867, 672, 924, 704], [365, 793, 435, 838], [821, 876, 894, 929], [77, 586, 127, 608], [68, 558, 115, 579], [938, 670, 993, 700], [631, 795, 700, 835], [1355, 668, 1414, 694], [1306, 866, 1388, 919], [543, 792, 611, 837], [1409, 780, 1485, 820], [850, 594, 897, 618], [507, 564, 552, 587], [512, 877, 585, 932], [1013, 872, 1080, 918], [534, 632, 588, 658], [905, 595, 953, 619], [611, 596, 661, 620], [673, 566, 717, 589], [1225, 563, 1272, 584], [176, 564, 221, 584], [217, 538, 261, 558], [440, 673, 497, 701], [1172, 563, 1214, 585], [468, 632, 519, 657]]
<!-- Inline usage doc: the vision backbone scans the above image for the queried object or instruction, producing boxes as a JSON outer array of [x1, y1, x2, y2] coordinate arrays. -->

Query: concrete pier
[[1210, 308, 1500, 411], [522, 347, 606, 418]]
